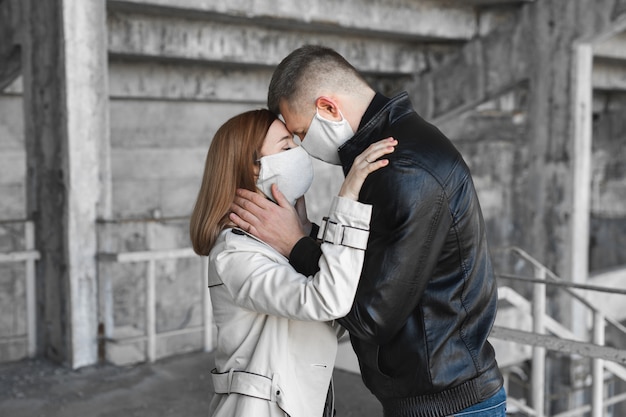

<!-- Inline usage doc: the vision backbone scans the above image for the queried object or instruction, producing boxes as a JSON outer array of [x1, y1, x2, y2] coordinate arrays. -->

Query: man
[[230, 45, 505, 416]]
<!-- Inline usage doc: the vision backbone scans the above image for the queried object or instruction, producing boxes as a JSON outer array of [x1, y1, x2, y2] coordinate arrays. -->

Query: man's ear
[[315, 96, 342, 121]]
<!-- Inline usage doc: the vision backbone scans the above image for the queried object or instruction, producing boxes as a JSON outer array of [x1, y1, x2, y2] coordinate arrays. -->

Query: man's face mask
[[300, 109, 354, 165], [255, 146, 314, 206]]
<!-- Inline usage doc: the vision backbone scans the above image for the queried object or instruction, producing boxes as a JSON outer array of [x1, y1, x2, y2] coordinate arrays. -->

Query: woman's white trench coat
[[208, 196, 372, 417]]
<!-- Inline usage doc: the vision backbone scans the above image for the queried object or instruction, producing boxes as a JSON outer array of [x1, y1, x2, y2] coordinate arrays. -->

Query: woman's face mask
[[256, 145, 314, 206]]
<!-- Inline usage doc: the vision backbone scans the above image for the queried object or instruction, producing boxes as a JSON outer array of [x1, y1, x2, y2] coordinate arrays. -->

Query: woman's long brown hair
[[190, 109, 277, 255]]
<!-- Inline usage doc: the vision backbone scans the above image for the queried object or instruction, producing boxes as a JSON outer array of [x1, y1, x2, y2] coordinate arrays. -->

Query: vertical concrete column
[[569, 43, 593, 340], [521, 6, 589, 412], [22, 0, 108, 368], [521, 1, 572, 280]]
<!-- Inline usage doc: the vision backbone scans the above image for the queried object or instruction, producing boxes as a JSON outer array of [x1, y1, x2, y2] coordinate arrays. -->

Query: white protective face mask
[[300, 109, 354, 165], [256, 146, 314, 206]]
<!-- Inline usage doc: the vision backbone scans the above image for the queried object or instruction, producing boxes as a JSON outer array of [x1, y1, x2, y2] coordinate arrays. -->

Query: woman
[[190, 109, 396, 417]]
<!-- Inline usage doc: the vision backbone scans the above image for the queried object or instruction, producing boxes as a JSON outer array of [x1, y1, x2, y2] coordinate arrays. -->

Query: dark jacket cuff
[[309, 223, 320, 239], [289, 235, 322, 277]]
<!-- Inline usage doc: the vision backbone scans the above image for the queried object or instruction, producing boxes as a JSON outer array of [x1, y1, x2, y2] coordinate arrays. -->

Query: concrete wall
[[1, 0, 626, 369]]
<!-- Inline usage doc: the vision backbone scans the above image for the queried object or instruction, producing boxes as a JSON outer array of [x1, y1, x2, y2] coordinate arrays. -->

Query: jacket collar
[[358, 92, 390, 131], [338, 91, 414, 175]]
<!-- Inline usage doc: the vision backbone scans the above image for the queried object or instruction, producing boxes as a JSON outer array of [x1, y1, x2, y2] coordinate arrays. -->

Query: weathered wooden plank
[[107, 0, 477, 41], [107, 12, 431, 75], [111, 177, 202, 219], [109, 100, 255, 148], [593, 59, 626, 90], [111, 179, 162, 218], [109, 61, 271, 102], [109, 61, 418, 102], [448, 0, 533, 5], [111, 148, 206, 180], [594, 29, 626, 60], [160, 178, 202, 217]]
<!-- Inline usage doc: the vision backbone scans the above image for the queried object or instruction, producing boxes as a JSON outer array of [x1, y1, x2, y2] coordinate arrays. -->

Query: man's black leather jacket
[[291, 92, 503, 416]]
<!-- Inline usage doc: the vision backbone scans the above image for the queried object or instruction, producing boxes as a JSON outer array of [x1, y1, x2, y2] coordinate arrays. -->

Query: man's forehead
[[277, 111, 296, 131], [279, 104, 309, 126]]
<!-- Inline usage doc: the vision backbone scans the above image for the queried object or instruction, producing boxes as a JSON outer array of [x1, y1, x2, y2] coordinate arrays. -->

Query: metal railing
[[0, 220, 212, 365], [98, 249, 212, 363], [493, 246, 626, 417], [0, 221, 39, 358]]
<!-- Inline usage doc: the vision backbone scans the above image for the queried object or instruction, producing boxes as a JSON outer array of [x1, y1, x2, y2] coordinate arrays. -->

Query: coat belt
[[318, 217, 369, 250], [211, 368, 281, 402]]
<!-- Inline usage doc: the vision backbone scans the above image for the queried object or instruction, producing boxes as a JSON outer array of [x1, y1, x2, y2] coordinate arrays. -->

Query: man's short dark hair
[[267, 45, 367, 115]]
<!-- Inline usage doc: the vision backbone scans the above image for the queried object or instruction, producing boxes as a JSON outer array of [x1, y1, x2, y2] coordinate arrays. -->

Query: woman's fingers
[[360, 137, 397, 166], [355, 137, 397, 175], [338, 137, 397, 200]]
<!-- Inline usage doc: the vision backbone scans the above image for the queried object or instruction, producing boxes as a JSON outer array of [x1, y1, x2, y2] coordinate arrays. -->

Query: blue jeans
[[453, 386, 506, 416]]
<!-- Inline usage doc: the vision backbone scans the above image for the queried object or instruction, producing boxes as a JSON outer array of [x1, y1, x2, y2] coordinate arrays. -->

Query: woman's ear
[[315, 96, 342, 121]]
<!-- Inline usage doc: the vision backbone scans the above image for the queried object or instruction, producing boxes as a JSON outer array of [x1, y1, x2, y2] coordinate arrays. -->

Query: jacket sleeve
[[214, 196, 371, 322], [338, 160, 453, 344]]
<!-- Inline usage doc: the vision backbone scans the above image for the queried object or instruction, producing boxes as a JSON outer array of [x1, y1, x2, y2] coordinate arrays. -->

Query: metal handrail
[[98, 248, 211, 363], [494, 246, 626, 417], [496, 246, 626, 336]]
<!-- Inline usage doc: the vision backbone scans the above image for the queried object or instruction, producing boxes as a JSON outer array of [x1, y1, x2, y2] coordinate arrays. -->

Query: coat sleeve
[[338, 159, 453, 344], [214, 196, 372, 322]]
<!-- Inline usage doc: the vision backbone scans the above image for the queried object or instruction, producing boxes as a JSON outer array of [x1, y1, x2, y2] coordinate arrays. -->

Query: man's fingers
[[270, 184, 290, 208], [230, 199, 261, 226], [232, 194, 266, 216], [235, 187, 260, 200], [229, 212, 253, 233], [231, 189, 279, 228], [235, 188, 274, 210]]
